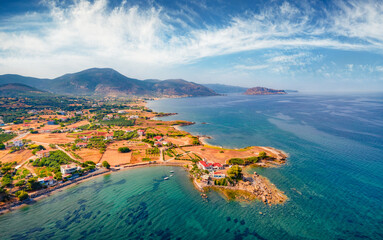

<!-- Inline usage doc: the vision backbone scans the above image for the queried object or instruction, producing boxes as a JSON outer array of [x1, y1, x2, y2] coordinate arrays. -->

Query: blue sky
[[0, 0, 383, 91]]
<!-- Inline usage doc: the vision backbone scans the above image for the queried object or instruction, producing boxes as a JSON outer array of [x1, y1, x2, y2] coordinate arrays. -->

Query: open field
[[166, 136, 192, 146], [0, 149, 33, 164], [182, 145, 264, 164], [23, 133, 74, 144], [75, 148, 103, 163], [99, 141, 134, 166], [65, 120, 90, 129]]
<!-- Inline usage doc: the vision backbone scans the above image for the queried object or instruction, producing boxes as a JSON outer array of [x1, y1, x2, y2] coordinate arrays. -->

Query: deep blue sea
[[1, 93, 383, 240]]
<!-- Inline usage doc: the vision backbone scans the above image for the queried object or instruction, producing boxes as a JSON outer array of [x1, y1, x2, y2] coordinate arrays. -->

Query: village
[[0, 97, 288, 210]]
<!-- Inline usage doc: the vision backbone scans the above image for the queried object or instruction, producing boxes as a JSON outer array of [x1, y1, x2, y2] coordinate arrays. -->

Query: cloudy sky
[[1, 0, 383, 91]]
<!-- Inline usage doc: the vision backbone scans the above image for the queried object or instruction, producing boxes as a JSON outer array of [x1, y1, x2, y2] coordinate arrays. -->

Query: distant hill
[[244, 87, 287, 95], [0, 83, 51, 97], [0, 68, 217, 98], [203, 84, 247, 94]]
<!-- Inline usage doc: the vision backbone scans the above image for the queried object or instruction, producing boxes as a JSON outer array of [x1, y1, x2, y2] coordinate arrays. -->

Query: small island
[[244, 87, 287, 95]]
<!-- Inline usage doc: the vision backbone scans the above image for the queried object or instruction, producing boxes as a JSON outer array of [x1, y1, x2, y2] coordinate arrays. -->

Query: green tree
[[227, 165, 243, 181], [102, 161, 110, 169], [16, 190, 29, 201], [0, 143, 5, 150], [258, 151, 267, 159]]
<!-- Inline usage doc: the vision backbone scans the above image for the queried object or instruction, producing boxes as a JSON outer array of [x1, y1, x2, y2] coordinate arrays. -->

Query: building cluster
[[197, 159, 226, 180]]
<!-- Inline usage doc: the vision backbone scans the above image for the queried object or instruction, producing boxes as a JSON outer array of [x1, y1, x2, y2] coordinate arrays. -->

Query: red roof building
[[154, 136, 163, 141], [213, 163, 224, 169], [198, 161, 213, 170], [76, 142, 88, 148]]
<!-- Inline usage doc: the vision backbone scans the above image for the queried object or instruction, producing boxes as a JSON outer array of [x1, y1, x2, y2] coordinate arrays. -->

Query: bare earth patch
[[23, 133, 74, 144], [76, 148, 103, 164], [0, 149, 33, 164]]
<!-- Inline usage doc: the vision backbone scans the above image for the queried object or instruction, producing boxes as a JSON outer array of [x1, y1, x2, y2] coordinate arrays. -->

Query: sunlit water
[[0, 93, 382, 239]]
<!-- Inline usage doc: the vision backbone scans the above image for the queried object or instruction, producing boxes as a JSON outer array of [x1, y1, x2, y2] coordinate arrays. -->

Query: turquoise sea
[[1, 93, 383, 239]]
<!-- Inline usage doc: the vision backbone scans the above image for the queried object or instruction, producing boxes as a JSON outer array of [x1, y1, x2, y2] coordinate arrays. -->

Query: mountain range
[[0, 68, 217, 97]]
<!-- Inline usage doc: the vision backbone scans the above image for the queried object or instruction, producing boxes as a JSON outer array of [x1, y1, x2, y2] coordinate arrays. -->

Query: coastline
[[0, 162, 187, 215], [1, 99, 289, 215]]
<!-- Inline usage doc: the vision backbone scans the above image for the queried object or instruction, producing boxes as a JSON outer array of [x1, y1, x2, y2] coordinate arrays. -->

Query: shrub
[[118, 147, 131, 153], [228, 158, 245, 165], [16, 190, 29, 201], [258, 151, 267, 159]]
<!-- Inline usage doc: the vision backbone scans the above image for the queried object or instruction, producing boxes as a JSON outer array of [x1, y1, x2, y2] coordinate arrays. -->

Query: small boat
[[164, 177, 169, 180], [170, 171, 174, 173], [170, 174, 173, 177]]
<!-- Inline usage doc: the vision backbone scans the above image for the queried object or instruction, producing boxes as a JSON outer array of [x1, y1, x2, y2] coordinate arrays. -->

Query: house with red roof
[[137, 130, 145, 136], [198, 160, 213, 170], [104, 133, 114, 141], [38, 176, 56, 186], [212, 163, 224, 170], [154, 136, 163, 141], [80, 136, 92, 141], [76, 142, 88, 148]]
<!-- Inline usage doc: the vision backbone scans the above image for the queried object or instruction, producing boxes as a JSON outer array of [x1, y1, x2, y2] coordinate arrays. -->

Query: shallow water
[[0, 93, 382, 239]]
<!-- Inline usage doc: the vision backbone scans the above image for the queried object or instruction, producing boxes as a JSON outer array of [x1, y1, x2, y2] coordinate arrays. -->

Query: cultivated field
[[0, 149, 33, 164], [23, 133, 74, 144]]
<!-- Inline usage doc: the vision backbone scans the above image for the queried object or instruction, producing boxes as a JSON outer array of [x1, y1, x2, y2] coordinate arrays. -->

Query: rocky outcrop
[[244, 87, 286, 95]]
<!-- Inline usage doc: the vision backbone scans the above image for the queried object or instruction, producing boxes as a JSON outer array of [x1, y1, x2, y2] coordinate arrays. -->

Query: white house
[[105, 133, 114, 141], [13, 140, 24, 147], [137, 130, 145, 136], [60, 164, 79, 175], [210, 171, 226, 179], [38, 176, 56, 186]]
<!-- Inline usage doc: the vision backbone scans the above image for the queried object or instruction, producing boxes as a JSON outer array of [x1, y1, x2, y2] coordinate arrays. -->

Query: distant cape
[[244, 87, 287, 95]]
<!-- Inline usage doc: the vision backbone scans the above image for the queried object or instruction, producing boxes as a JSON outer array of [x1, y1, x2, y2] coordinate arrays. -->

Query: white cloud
[[331, 0, 383, 44], [234, 64, 269, 70], [0, 0, 382, 78], [376, 66, 383, 72]]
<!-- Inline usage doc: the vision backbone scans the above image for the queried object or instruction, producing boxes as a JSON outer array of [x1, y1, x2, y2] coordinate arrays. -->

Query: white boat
[[164, 177, 169, 180], [170, 171, 174, 173], [170, 175, 173, 177]]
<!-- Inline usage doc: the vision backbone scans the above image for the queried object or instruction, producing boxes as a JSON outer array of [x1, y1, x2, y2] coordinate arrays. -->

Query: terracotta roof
[[199, 161, 212, 168]]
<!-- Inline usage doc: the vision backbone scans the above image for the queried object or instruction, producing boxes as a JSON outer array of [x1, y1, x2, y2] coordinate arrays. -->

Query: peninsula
[[244, 87, 287, 95], [0, 95, 288, 214]]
